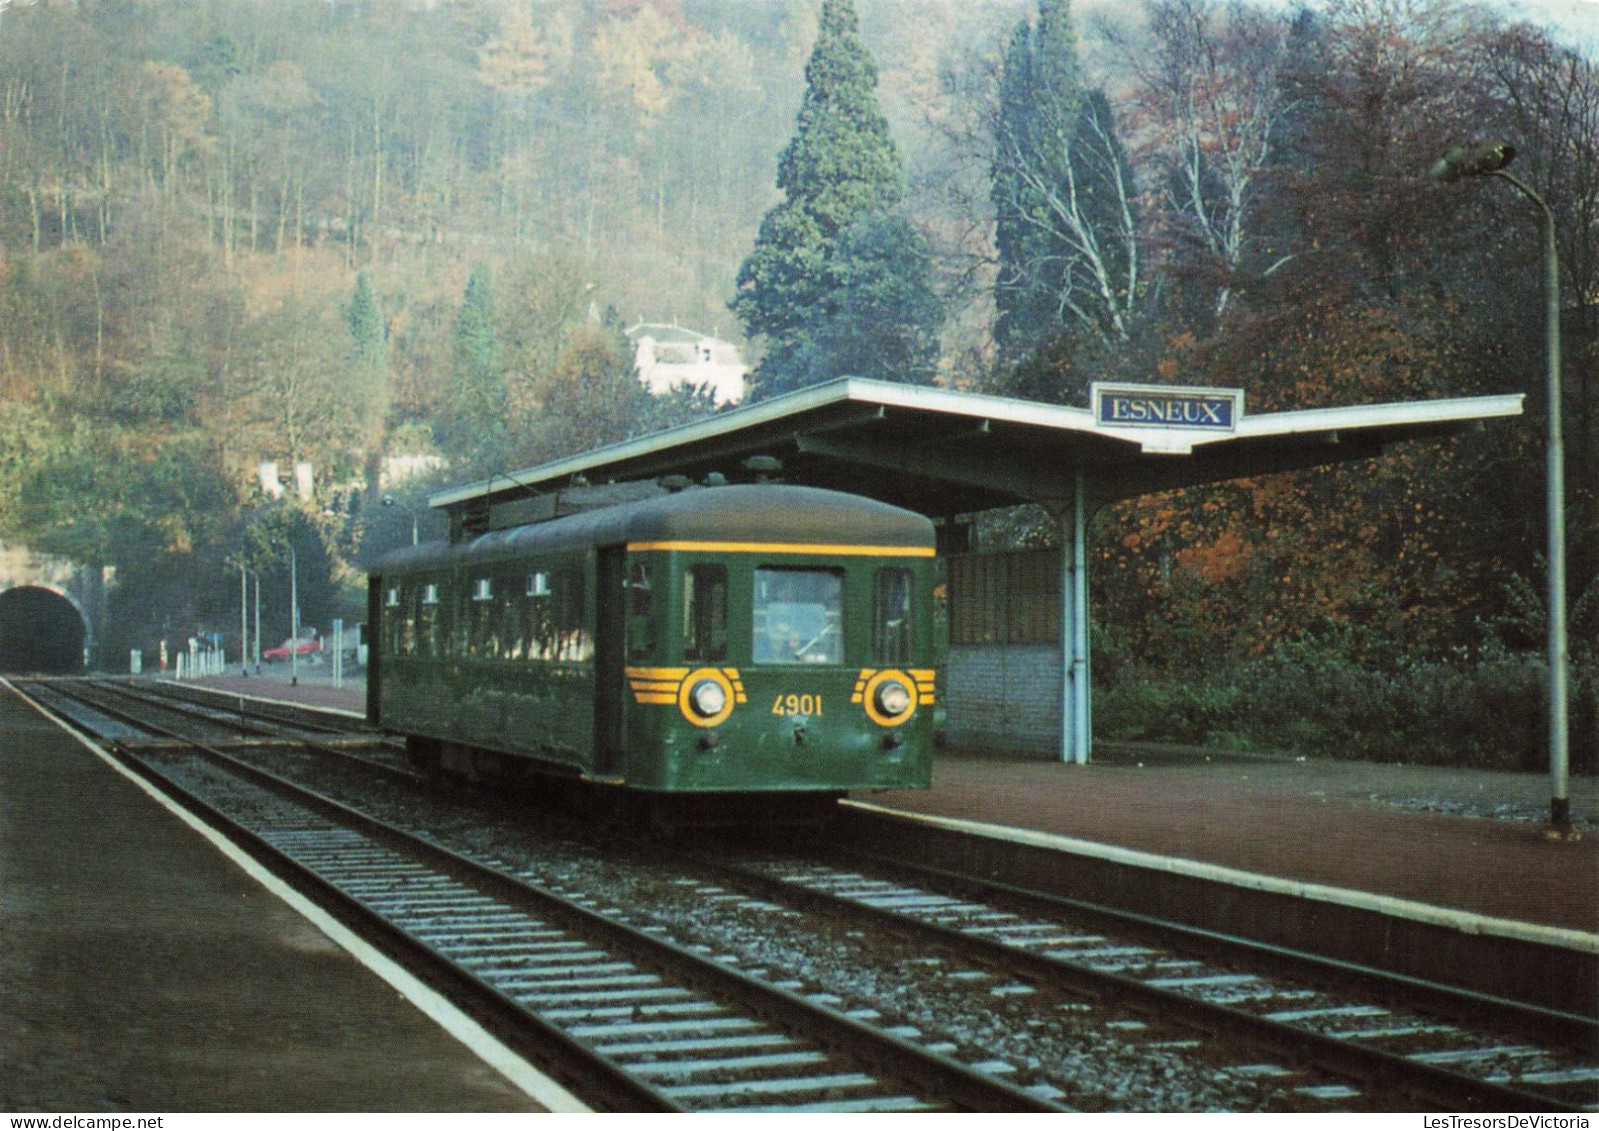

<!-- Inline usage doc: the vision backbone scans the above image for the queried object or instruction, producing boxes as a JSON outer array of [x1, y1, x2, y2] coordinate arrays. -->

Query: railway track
[[19, 677, 1057, 1114], [20, 677, 1599, 1112], [137, 677, 370, 734], [693, 847, 1598, 1111]]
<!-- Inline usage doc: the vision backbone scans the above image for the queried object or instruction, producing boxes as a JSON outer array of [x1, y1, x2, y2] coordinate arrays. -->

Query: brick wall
[[944, 643, 1061, 754]]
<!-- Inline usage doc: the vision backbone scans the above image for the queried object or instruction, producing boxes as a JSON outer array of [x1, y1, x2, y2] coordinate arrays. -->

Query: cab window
[[683, 564, 728, 662], [626, 560, 654, 660], [753, 567, 842, 664], [873, 568, 914, 664]]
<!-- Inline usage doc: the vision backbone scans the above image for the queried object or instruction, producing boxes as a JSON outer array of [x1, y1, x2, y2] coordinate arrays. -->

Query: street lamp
[[1428, 140, 1570, 833]]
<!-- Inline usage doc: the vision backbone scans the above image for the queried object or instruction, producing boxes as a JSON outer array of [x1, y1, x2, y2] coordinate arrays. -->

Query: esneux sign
[[1093, 383, 1244, 432]]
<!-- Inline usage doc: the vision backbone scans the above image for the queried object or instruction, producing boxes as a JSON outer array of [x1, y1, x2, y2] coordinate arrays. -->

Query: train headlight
[[874, 678, 913, 718], [688, 678, 728, 719], [861, 669, 917, 727], [678, 668, 737, 727]]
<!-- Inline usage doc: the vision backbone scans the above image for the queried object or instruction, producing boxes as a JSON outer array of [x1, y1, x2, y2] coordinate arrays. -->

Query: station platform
[[870, 745, 1598, 936], [0, 679, 574, 1113], [188, 668, 1598, 936]]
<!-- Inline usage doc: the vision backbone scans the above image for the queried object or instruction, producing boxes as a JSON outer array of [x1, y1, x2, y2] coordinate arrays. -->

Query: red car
[[263, 632, 321, 662]]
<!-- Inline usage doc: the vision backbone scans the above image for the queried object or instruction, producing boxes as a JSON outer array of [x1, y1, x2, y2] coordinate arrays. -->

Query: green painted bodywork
[[369, 485, 936, 795]]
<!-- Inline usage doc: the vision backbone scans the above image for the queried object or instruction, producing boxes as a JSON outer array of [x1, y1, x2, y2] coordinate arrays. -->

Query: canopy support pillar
[[1057, 470, 1091, 764]]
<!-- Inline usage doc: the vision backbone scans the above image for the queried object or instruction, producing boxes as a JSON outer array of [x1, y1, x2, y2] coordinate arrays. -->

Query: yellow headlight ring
[[862, 668, 917, 727], [678, 667, 737, 728]]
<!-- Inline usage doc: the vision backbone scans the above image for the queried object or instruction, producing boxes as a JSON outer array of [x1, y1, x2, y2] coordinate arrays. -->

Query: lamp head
[[1427, 141, 1516, 183]]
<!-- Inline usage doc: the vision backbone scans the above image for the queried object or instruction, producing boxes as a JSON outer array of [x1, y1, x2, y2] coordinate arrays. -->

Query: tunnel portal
[[0, 586, 87, 673]]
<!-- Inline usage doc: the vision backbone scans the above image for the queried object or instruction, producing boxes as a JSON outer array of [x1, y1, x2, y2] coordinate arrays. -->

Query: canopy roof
[[432, 378, 1524, 530]]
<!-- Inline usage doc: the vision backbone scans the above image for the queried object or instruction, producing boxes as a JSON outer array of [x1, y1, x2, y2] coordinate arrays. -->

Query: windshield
[[753, 568, 843, 664]]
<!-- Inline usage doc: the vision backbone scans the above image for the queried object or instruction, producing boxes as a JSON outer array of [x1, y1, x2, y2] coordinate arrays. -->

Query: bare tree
[[1483, 24, 1599, 331], [1481, 22, 1599, 598], [1115, 0, 1292, 322], [999, 90, 1143, 344]]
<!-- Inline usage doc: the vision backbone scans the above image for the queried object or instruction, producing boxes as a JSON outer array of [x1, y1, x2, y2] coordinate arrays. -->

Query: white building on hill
[[628, 322, 748, 407]]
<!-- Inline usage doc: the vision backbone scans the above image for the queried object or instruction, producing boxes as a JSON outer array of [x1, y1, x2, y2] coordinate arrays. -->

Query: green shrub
[[1094, 645, 1596, 772], [1094, 676, 1245, 744]]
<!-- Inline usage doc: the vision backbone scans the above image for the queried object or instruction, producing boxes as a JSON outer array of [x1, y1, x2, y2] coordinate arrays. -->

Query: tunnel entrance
[[0, 586, 87, 673]]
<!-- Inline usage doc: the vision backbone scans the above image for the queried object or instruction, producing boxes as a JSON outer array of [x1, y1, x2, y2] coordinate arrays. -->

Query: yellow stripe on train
[[625, 667, 746, 707]]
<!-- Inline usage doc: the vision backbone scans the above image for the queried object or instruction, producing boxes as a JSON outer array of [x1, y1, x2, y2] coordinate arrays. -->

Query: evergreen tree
[[189, 34, 243, 95], [731, 0, 939, 399], [346, 270, 385, 372], [792, 212, 942, 387], [443, 265, 508, 472], [346, 270, 390, 510], [992, 0, 1080, 362], [992, 0, 1140, 373]]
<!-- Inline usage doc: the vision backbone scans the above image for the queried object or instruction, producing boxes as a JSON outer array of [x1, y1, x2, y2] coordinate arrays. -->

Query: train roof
[[371, 484, 934, 574]]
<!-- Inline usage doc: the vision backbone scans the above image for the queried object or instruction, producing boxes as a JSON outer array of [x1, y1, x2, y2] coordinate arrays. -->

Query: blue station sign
[[1092, 383, 1244, 432]]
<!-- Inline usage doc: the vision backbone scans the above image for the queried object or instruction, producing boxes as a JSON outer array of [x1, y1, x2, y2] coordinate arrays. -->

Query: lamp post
[[382, 494, 419, 545], [288, 542, 300, 688], [1428, 141, 1570, 833], [238, 564, 250, 676], [230, 561, 262, 675]]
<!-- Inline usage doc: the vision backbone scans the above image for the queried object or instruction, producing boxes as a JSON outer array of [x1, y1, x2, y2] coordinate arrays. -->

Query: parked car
[[263, 630, 321, 662]]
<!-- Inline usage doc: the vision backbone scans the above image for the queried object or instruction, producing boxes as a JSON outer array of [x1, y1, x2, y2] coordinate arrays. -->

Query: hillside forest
[[0, 0, 1594, 766]]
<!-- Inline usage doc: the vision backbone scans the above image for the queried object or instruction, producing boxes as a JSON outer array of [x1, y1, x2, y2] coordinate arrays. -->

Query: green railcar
[[367, 484, 936, 820]]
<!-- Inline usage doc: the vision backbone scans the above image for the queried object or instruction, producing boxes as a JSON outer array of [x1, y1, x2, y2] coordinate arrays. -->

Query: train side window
[[526, 567, 556, 660], [683, 564, 728, 662], [753, 567, 842, 664], [466, 578, 494, 658], [391, 585, 415, 655], [627, 561, 654, 660], [556, 568, 590, 662], [873, 568, 915, 664], [419, 583, 440, 657], [509, 589, 530, 661], [494, 574, 521, 660]]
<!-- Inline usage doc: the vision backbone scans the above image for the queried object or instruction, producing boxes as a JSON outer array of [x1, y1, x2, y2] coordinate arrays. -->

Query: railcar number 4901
[[771, 693, 823, 717]]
